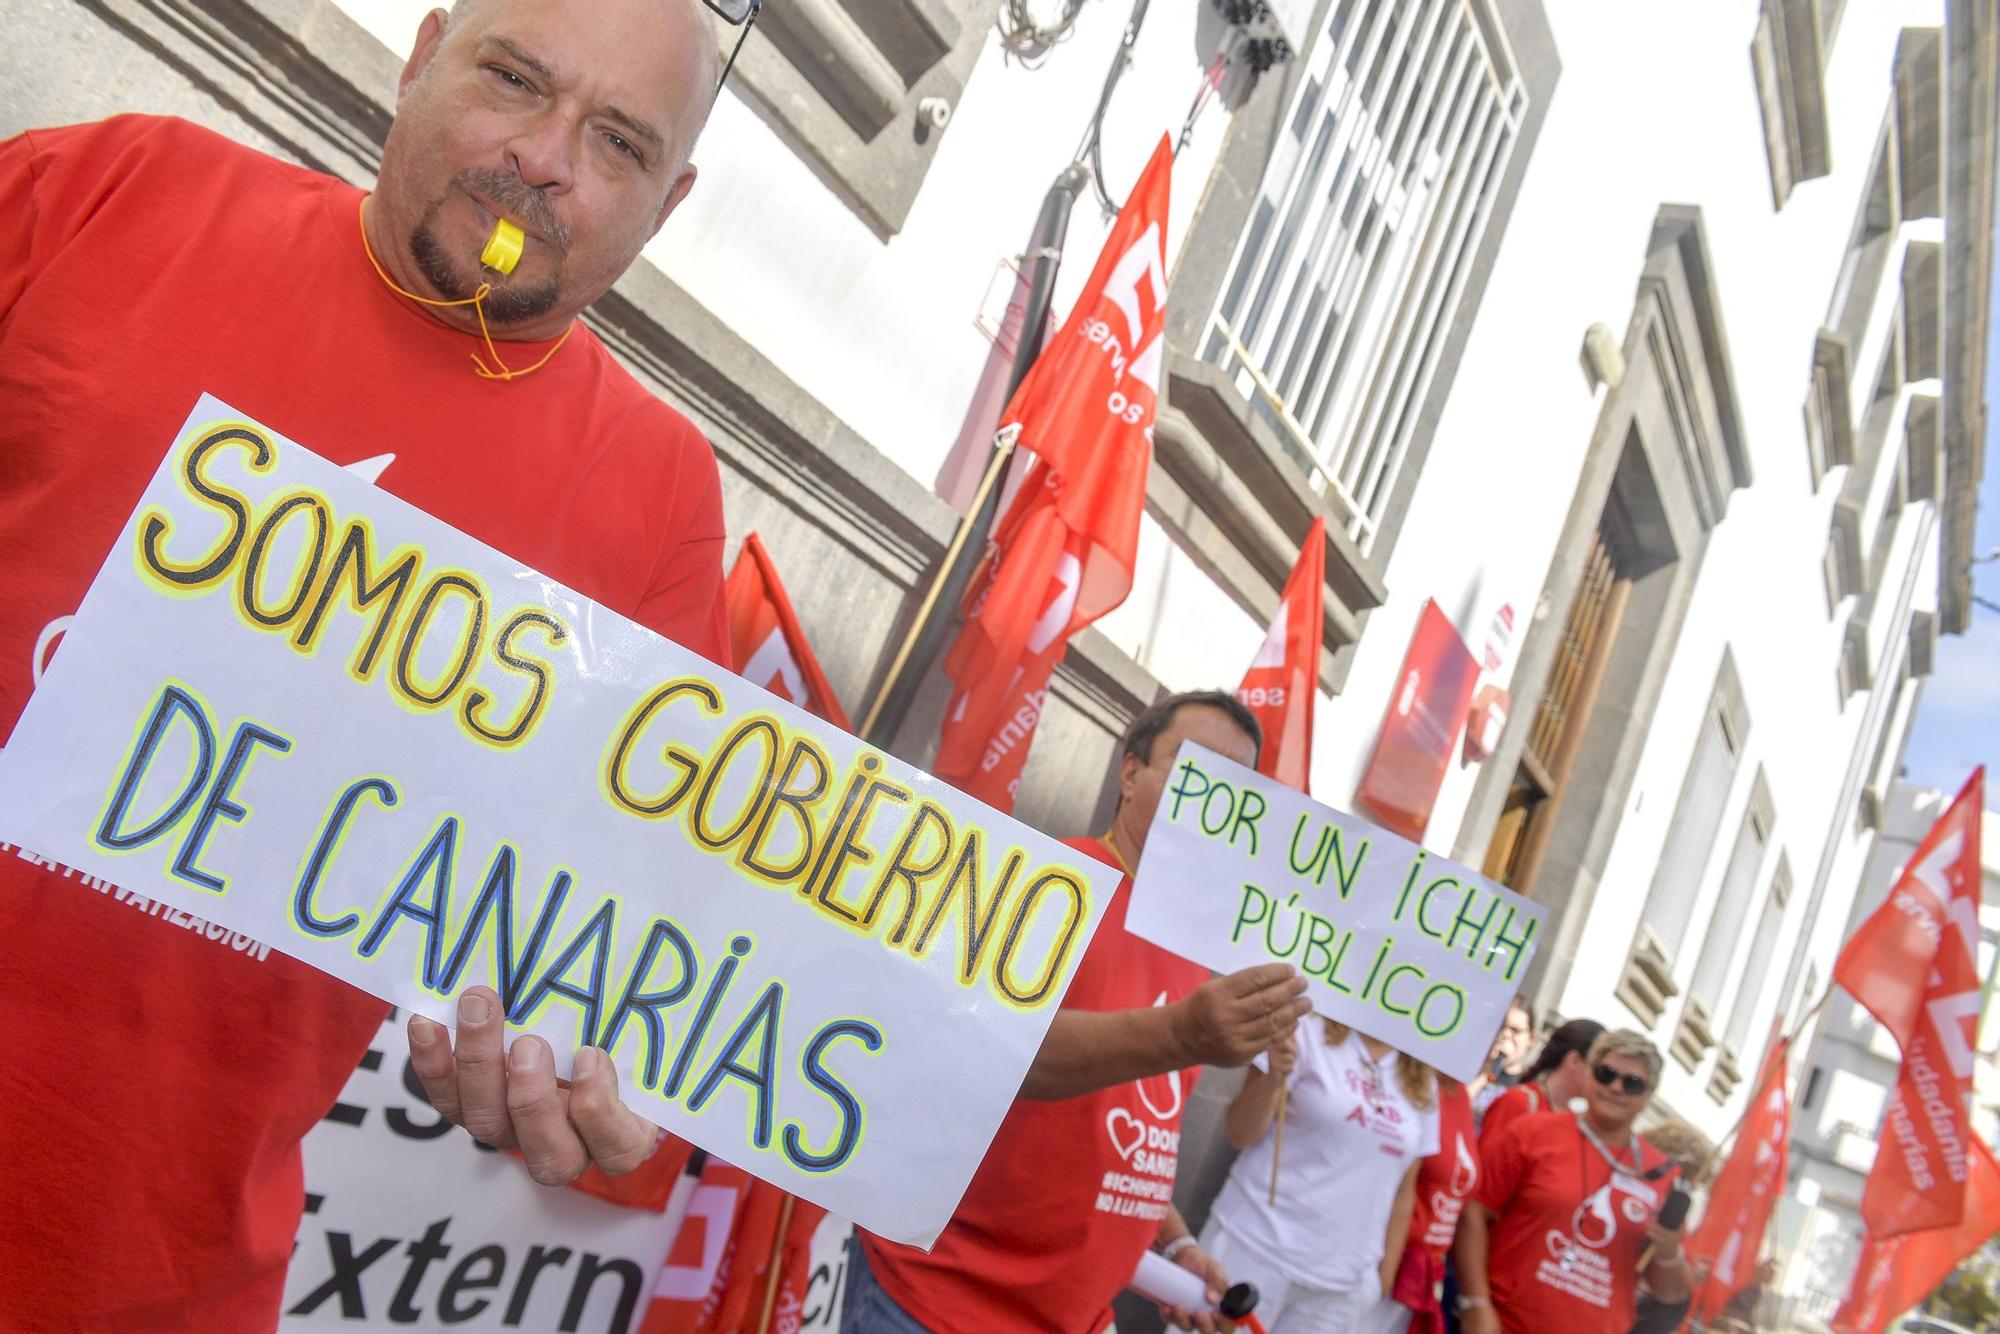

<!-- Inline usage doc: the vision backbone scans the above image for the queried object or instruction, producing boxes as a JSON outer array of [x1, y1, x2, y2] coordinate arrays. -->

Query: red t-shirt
[[1479, 1079, 1549, 1146], [0, 116, 727, 1330], [1408, 1081, 1479, 1260], [860, 836, 1210, 1334], [1477, 1112, 1675, 1334]]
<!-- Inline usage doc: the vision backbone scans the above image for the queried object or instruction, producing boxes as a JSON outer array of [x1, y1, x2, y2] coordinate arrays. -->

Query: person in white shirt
[[1200, 1018, 1440, 1332]]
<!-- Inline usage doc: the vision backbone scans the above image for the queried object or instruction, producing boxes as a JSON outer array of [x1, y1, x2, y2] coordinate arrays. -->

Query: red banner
[[638, 1158, 827, 1334], [1686, 1040, 1791, 1324], [1237, 517, 1324, 793], [1831, 1137, 2000, 1334], [1834, 769, 1986, 1236], [932, 136, 1174, 811], [725, 532, 851, 729], [1355, 600, 1479, 841]]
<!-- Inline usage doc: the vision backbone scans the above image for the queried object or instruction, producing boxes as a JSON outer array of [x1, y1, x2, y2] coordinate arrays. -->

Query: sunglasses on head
[[701, 0, 762, 95], [1593, 1063, 1649, 1097]]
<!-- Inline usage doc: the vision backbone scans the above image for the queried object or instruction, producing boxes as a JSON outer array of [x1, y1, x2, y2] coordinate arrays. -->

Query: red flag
[[1686, 1039, 1791, 1324], [1831, 1137, 2000, 1334], [561, 1131, 697, 1213], [726, 533, 851, 729], [1236, 517, 1324, 793], [639, 1160, 828, 1334], [1834, 769, 1986, 1236], [932, 136, 1174, 810]]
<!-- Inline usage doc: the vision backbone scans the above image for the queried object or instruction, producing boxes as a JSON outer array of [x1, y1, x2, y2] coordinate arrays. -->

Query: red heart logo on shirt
[[1105, 1108, 1146, 1162]]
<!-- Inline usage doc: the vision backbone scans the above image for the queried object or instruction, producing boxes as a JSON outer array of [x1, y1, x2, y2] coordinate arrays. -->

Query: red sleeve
[[1478, 1116, 1532, 1214], [0, 118, 179, 323], [1480, 1085, 1528, 1147], [633, 422, 728, 667], [0, 129, 45, 320]]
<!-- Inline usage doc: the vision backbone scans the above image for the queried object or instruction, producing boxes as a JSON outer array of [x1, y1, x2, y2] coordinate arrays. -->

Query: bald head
[[368, 0, 717, 340], [436, 0, 719, 172]]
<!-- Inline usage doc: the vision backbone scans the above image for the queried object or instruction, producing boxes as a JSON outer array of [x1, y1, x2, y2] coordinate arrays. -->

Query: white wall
[[1289, 0, 1946, 1139]]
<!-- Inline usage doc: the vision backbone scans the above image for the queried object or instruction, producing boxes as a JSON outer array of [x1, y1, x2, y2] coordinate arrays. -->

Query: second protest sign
[[1125, 742, 1542, 1081]]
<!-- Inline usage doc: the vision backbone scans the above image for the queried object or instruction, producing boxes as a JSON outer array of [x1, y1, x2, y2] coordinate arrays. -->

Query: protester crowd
[[840, 690, 1722, 1334], [0, 0, 1784, 1330]]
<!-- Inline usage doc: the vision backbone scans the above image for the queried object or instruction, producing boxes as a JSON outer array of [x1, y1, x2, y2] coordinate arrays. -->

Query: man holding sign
[[0, 0, 734, 1325], [849, 692, 1313, 1334]]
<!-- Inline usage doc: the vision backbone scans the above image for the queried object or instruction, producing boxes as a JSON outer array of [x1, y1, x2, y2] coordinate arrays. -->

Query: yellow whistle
[[480, 218, 525, 275]]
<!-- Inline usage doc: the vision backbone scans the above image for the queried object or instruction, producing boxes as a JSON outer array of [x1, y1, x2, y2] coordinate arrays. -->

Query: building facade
[[1, 0, 1992, 1328]]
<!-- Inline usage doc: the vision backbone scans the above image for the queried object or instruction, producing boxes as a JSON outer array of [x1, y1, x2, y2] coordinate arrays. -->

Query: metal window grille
[[1203, 0, 1526, 550]]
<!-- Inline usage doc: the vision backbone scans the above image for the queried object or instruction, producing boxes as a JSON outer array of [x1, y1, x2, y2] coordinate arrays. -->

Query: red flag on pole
[[561, 1131, 697, 1213], [1236, 517, 1324, 793], [1833, 768, 1986, 1236], [931, 136, 1174, 811], [1685, 1039, 1791, 1324], [1830, 1137, 2000, 1334], [726, 532, 851, 729], [638, 1160, 828, 1334]]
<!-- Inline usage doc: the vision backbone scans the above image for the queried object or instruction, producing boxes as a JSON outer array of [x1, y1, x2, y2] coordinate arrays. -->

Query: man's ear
[[1118, 752, 1144, 804], [398, 9, 451, 103], [652, 164, 698, 236]]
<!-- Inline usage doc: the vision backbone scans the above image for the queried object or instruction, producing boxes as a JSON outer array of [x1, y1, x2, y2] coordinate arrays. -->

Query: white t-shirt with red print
[[1209, 1020, 1440, 1292]]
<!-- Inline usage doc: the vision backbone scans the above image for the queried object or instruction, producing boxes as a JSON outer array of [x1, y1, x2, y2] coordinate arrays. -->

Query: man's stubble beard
[[407, 182, 566, 326]]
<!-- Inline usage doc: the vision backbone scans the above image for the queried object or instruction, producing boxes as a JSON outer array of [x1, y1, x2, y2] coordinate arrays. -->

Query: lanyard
[[1577, 1118, 1639, 1176], [1574, 1116, 1641, 1210]]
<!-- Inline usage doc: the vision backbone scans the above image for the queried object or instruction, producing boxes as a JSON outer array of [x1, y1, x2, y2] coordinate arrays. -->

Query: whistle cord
[[357, 196, 573, 381]]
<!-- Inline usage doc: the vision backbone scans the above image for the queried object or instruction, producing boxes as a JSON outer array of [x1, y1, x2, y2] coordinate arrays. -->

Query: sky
[[1900, 259, 2000, 801]]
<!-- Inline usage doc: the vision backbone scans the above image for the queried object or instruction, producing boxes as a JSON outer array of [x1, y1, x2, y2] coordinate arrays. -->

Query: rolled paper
[[480, 218, 525, 275]]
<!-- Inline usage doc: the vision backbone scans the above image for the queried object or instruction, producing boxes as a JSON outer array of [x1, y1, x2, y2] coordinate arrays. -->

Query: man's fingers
[[1224, 961, 1298, 996], [1246, 970, 1309, 1011], [407, 1012, 463, 1123], [567, 1047, 657, 1176], [452, 987, 516, 1147], [506, 1036, 590, 1185]]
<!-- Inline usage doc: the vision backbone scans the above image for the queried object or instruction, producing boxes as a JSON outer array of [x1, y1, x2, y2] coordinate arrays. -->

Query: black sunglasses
[[1593, 1063, 1649, 1097], [702, 0, 762, 94]]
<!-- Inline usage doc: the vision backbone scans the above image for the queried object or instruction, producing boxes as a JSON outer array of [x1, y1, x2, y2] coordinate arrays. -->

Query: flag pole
[[1267, 1082, 1288, 1206], [859, 0, 1155, 751], [857, 169, 1080, 749], [754, 1193, 797, 1334], [857, 425, 1021, 741]]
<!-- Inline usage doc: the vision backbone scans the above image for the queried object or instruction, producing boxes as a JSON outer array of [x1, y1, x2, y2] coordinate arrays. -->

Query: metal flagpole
[[858, 0, 1154, 750]]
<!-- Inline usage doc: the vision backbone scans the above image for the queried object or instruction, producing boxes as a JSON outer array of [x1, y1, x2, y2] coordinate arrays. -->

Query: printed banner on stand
[[279, 1011, 855, 1331]]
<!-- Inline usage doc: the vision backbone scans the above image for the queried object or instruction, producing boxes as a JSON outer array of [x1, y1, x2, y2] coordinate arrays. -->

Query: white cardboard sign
[[0, 396, 1117, 1247], [1124, 743, 1543, 1081]]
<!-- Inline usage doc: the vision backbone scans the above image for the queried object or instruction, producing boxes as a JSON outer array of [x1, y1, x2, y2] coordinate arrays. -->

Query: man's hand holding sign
[[0, 399, 1120, 1247]]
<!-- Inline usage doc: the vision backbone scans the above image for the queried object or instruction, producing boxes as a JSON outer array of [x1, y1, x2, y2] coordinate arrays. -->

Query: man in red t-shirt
[[1, 0, 732, 1326], [1455, 1030, 1690, 1334], [847, 692, 1314, 1334]]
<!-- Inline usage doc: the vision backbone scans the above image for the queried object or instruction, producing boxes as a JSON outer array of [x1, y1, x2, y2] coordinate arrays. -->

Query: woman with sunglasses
[[1200, 1019, 1439, 1330], [1478, 1017, 1604, 1142], [1453, 1030, 1691, 1334]]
